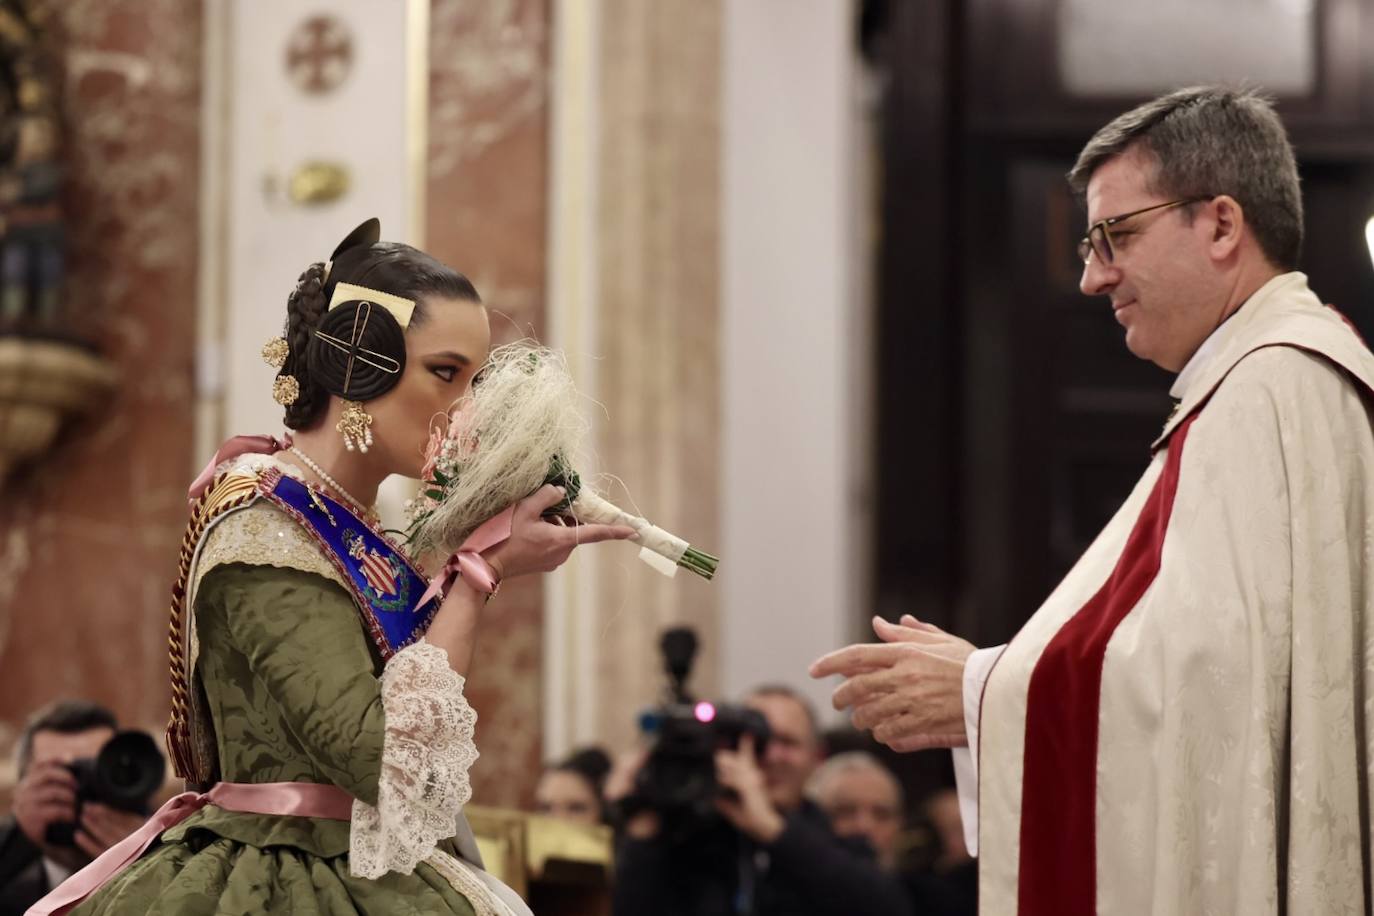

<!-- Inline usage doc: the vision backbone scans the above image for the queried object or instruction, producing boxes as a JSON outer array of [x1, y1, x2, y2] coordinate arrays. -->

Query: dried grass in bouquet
[[406, 341, 717, 582]]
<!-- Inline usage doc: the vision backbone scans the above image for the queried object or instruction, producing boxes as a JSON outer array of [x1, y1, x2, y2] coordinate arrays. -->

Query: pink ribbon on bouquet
[[417, 505, 516, 606], [187, 433, 294, 508], [26, 781, 353, 916]]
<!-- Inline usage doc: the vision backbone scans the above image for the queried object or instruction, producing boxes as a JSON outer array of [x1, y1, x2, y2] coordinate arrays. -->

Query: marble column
[[427, 0, 553, 807], [545, 0, 723, 758]]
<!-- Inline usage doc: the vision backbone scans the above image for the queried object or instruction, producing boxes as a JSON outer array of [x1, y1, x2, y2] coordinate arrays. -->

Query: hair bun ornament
[[331, 218, 381, 261], [261, 336, 289, 368], [308, 298, 407, 402], [272, 374, 301, 406]]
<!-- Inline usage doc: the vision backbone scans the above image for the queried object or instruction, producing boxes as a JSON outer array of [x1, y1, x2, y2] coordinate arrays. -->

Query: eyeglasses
[[1077, 197, 1213, 265]]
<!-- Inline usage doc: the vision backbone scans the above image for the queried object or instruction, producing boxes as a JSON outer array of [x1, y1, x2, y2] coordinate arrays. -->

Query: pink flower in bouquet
[[421, 423, 445, 482], [448, 401, 480, 458]]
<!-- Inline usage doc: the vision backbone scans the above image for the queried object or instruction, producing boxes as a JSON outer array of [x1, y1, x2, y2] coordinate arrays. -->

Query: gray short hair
[[807, 751, 904, 807], [1067, 85, 1303, 270], [745, 684, 820, 742]]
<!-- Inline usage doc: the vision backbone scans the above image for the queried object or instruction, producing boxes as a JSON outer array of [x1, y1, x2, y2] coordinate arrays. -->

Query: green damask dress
[[62, 454, 525, 916]]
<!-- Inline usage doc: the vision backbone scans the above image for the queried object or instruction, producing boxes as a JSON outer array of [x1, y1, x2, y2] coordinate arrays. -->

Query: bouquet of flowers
[[405, 342, 717, 580]]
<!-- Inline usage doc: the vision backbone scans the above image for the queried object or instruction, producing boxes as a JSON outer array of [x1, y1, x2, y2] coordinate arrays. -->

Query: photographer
[[610, 685, 912, 916], [0, 701, 147, 916]]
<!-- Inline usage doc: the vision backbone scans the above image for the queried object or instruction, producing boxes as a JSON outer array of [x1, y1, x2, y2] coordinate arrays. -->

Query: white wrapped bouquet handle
[[570, 489, 716, 579]]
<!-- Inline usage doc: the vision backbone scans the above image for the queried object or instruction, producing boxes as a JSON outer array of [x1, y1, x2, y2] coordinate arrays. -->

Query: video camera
[[626, 627, 771, 831], [45, 729, 166, 846]]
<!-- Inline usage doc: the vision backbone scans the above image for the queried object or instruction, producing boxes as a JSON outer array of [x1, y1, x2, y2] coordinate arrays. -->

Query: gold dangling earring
[[337, 400, 374, 453]]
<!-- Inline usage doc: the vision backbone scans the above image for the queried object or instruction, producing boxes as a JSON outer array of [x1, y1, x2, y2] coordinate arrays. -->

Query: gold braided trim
[[165, 470, 261, 782]]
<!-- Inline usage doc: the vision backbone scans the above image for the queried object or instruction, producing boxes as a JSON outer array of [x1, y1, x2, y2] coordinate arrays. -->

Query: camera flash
[[694, 701, 716, 723]]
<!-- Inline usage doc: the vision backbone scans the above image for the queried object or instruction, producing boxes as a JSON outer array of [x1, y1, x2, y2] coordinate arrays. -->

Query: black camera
[[627, 628, 771, 830], [44, 729, 166, 846]]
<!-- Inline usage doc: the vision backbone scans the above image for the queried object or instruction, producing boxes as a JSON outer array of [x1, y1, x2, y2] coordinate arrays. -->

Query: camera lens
[[93, 730, 166, 808]]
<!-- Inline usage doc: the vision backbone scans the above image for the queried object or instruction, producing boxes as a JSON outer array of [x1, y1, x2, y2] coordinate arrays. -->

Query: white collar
[[1168, 272, 1305, 401]]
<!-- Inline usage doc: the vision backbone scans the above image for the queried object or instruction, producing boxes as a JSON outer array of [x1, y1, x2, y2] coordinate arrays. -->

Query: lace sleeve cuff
[[349, 640, 479, 879]]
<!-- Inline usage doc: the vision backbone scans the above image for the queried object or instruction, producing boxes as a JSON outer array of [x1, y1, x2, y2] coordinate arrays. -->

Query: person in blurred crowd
[[610, 685, 912, 916], [535, 746, 611, 826], [0, 701, 143, 916], [922, 787, 970, 875], [902, 788, 976, 916], [807, 751, 903, 871]]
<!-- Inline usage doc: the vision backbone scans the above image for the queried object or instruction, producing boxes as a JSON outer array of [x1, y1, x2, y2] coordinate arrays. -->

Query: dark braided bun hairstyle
[[276, 219, 481, 430]]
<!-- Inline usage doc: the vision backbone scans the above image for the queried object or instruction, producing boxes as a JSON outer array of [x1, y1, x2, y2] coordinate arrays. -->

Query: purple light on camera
[[694, 701, 716, 723]]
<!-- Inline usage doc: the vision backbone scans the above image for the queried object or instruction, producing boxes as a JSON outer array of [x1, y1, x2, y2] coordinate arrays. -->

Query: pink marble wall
[[0, 0, 202, 790], [426, 0, 551, 808]]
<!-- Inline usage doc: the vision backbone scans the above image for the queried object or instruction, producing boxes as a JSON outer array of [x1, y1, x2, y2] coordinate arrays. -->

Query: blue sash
[[257, 466, 439, 659]]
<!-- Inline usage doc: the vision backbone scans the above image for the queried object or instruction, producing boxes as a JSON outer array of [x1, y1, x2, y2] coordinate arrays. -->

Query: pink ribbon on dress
[[187, 433, 294, 509], [26, 781, 353, 916], [417, 505, 516, 607]]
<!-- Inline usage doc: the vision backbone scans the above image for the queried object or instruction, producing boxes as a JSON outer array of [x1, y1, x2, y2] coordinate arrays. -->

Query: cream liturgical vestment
[[955, 273, 1374, 915]]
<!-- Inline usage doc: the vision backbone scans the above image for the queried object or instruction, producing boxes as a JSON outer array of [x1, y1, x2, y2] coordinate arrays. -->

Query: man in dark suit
[[0, 700, 144, 916]]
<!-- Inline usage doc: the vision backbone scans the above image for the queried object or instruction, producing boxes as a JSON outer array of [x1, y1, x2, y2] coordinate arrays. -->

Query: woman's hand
[[427, 486, 633, 678], [484, 484, 636, 580]]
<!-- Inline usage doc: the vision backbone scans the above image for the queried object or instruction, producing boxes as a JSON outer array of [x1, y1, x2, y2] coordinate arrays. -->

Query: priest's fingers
[[831, 666, 907, 711], [876, 617, 979, 664], [809, 642, 907, 679], [850, 690, 923, 732], [885, 732, 967, 753], [873, 711, 936, 746], [873, 709, 965, 747], [899, 614, 943, 633], [873, 617, 948, 647], [841, 665, 883, 676], [875, 615, 950, 641], [874, 616, 956, 649], [564, 522, 638, 546]]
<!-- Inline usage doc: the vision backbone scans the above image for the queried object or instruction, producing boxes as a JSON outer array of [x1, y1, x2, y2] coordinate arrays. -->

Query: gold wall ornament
[[272, 374, 300, 406], [288, 161, 351, 206], [261, 336, 289, 368], [0, 338, 118, 488], [337, 399, 373, 452]]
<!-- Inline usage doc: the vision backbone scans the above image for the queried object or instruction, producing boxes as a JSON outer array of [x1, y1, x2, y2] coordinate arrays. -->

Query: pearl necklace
[[289, 446, 377, 523]]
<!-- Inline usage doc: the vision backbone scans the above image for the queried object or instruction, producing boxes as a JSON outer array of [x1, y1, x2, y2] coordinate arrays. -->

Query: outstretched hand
[[810, 615, 977, 753], [484, 484, 636, 580]]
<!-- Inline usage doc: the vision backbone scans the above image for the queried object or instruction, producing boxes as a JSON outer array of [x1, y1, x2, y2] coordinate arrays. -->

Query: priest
[[812, 85, 1374, 915]]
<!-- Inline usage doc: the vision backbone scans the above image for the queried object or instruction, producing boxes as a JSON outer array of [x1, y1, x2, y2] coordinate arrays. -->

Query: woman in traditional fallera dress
[[28, 220, 635, 916]]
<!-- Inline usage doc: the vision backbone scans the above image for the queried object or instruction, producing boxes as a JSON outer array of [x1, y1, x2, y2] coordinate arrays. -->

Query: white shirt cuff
[[952, 644, 1005, 858]]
